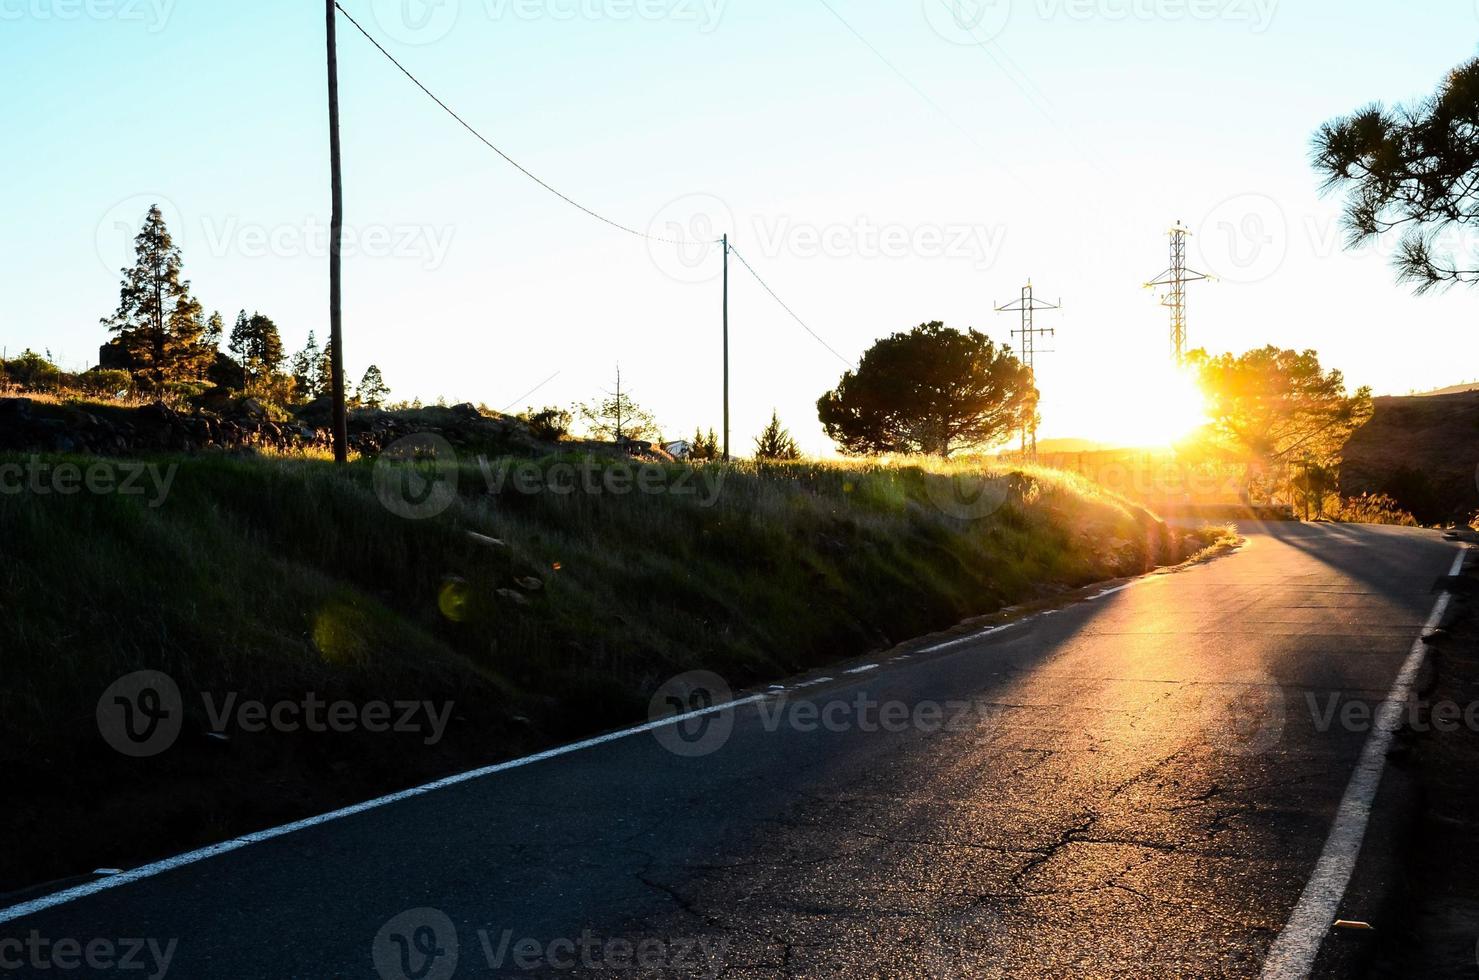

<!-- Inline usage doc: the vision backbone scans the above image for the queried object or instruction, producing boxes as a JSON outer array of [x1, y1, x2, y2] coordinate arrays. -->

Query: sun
[[1088, 362, 1210, 449]]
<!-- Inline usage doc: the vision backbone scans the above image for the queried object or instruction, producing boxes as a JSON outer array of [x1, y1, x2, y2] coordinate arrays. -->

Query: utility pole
[[326, 0, 348, 463], [722, 233, 730, 462], [996, 281, 1060, 459], [1145, 222, 1211, 364]]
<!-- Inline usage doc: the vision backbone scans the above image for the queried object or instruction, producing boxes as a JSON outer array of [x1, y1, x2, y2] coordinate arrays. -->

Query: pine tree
[[689, 427, 721, 461], [578, 366, 658, 442], [290, 331, 323, 399], [228, 310, 285, 384], [317, 338, 337, 398], [357, 365, 390, 408], [754, 410, 801, 461], [100, 205, 213, 389]]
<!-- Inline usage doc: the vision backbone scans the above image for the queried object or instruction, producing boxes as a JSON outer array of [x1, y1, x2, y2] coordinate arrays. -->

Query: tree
[[816, 322, 1036, 458], [228, 311, 286, 384], [579, 367, 658, 442], [1188, 346, 1373, 502], [357, 365, 390, 408], [753, 410, 801, 461], [1314, 57, 1479, 292], [317, 338, 337, 398], [688, 427, 721, 461], [100, 205, 214, 389], [290, 332, 323, 398]]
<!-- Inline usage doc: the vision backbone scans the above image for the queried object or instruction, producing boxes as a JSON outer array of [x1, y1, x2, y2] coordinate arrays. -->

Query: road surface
[[0, 522, 1464, 978]]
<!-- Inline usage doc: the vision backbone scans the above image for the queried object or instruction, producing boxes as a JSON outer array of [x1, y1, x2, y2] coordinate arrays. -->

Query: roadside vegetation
[[0, 450, 1210, 892]]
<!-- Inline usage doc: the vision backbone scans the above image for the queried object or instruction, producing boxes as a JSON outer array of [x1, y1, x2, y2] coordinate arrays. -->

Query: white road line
[[792, 677, 834, 688], [1260, 546, 1468, 979], [843, 664, 879, 675], [0, 693, 768, 927], [918, 624, 1013, 654]]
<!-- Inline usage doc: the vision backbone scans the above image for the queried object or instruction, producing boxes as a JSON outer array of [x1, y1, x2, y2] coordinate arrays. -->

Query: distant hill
[[1411, 382, 1479, 397], [1342, 390, 1479, 524]]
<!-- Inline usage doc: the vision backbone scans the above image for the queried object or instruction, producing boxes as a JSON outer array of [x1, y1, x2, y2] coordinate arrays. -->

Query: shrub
[[76, 368, 134, 399], [522, 406, 572, 442], [2, 349, 61, 390], [1333, 492, 1420, 527]]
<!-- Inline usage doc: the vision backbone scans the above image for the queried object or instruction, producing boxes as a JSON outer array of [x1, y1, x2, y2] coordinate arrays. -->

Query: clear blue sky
[[5, 0, 1477, 451]]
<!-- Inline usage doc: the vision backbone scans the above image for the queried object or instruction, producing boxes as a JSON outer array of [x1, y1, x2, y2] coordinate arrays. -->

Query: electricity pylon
[[996, 281, 1060, 458], [1145, 222, 1212, 364]]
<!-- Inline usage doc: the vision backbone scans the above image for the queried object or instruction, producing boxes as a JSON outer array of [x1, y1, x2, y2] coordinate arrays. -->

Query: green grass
[[0, 451, 1203, 890]]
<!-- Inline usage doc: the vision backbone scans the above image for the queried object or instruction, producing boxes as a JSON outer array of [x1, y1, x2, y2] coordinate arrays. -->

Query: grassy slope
[[0, 452, 1202, 892], [1342, 391, 1479, 524]]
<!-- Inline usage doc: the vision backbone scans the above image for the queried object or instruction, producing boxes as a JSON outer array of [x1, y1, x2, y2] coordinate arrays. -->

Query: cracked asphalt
[[2, 522, 1462, 978]]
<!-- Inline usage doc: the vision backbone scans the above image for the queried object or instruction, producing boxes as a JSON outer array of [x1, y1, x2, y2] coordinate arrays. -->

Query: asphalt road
[[1, 522, 1464, 978]]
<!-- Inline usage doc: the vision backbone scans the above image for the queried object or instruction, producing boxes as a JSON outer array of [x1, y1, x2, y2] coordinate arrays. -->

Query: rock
[[514, 576, 544, 592], [239, 398, 268, 420], [495, 588, 530, 606], [450, 402, 481, 420]]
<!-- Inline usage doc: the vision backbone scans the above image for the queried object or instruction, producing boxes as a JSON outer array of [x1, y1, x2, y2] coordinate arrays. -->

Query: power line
[[727, 244, 852, 367], [334, 4, 852, 372], [333, 3, 718, 247]]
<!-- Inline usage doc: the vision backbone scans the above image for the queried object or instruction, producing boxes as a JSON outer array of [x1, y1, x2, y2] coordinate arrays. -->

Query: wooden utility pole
[[326, 0, 348, 463], [722, 234, 730, 461]]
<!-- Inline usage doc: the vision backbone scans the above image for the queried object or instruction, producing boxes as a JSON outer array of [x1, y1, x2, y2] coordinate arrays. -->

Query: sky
[[5, 0, 1479, 454]]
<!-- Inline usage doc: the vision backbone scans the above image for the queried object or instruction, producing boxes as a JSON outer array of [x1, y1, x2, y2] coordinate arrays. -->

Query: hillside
[[0, 448, 1217, 893], [1340, 390, 1479, 525]]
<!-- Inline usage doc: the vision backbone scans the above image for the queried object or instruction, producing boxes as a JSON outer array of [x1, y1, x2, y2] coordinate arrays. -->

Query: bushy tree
[[579, 367, 658, 442], [753, 410, 801, 461], [1188, 346, 1373, 502], [100, 205, 214, 389], [1314, 56, 1479, 292], [357, 365, 390, 408], [817, 322, 1036, 457]]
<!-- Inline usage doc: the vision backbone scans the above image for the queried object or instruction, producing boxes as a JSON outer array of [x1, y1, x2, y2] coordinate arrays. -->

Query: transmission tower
[[1145, 222, 1211, 363], [996, 281, 1060, 458]]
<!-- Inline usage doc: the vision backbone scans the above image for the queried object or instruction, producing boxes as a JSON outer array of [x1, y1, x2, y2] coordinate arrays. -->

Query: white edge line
[[1259, 546, 1467, 979], [0, 693, 768, 927], [843, 664, 879, 675], [918, 623, 1014, 654]]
